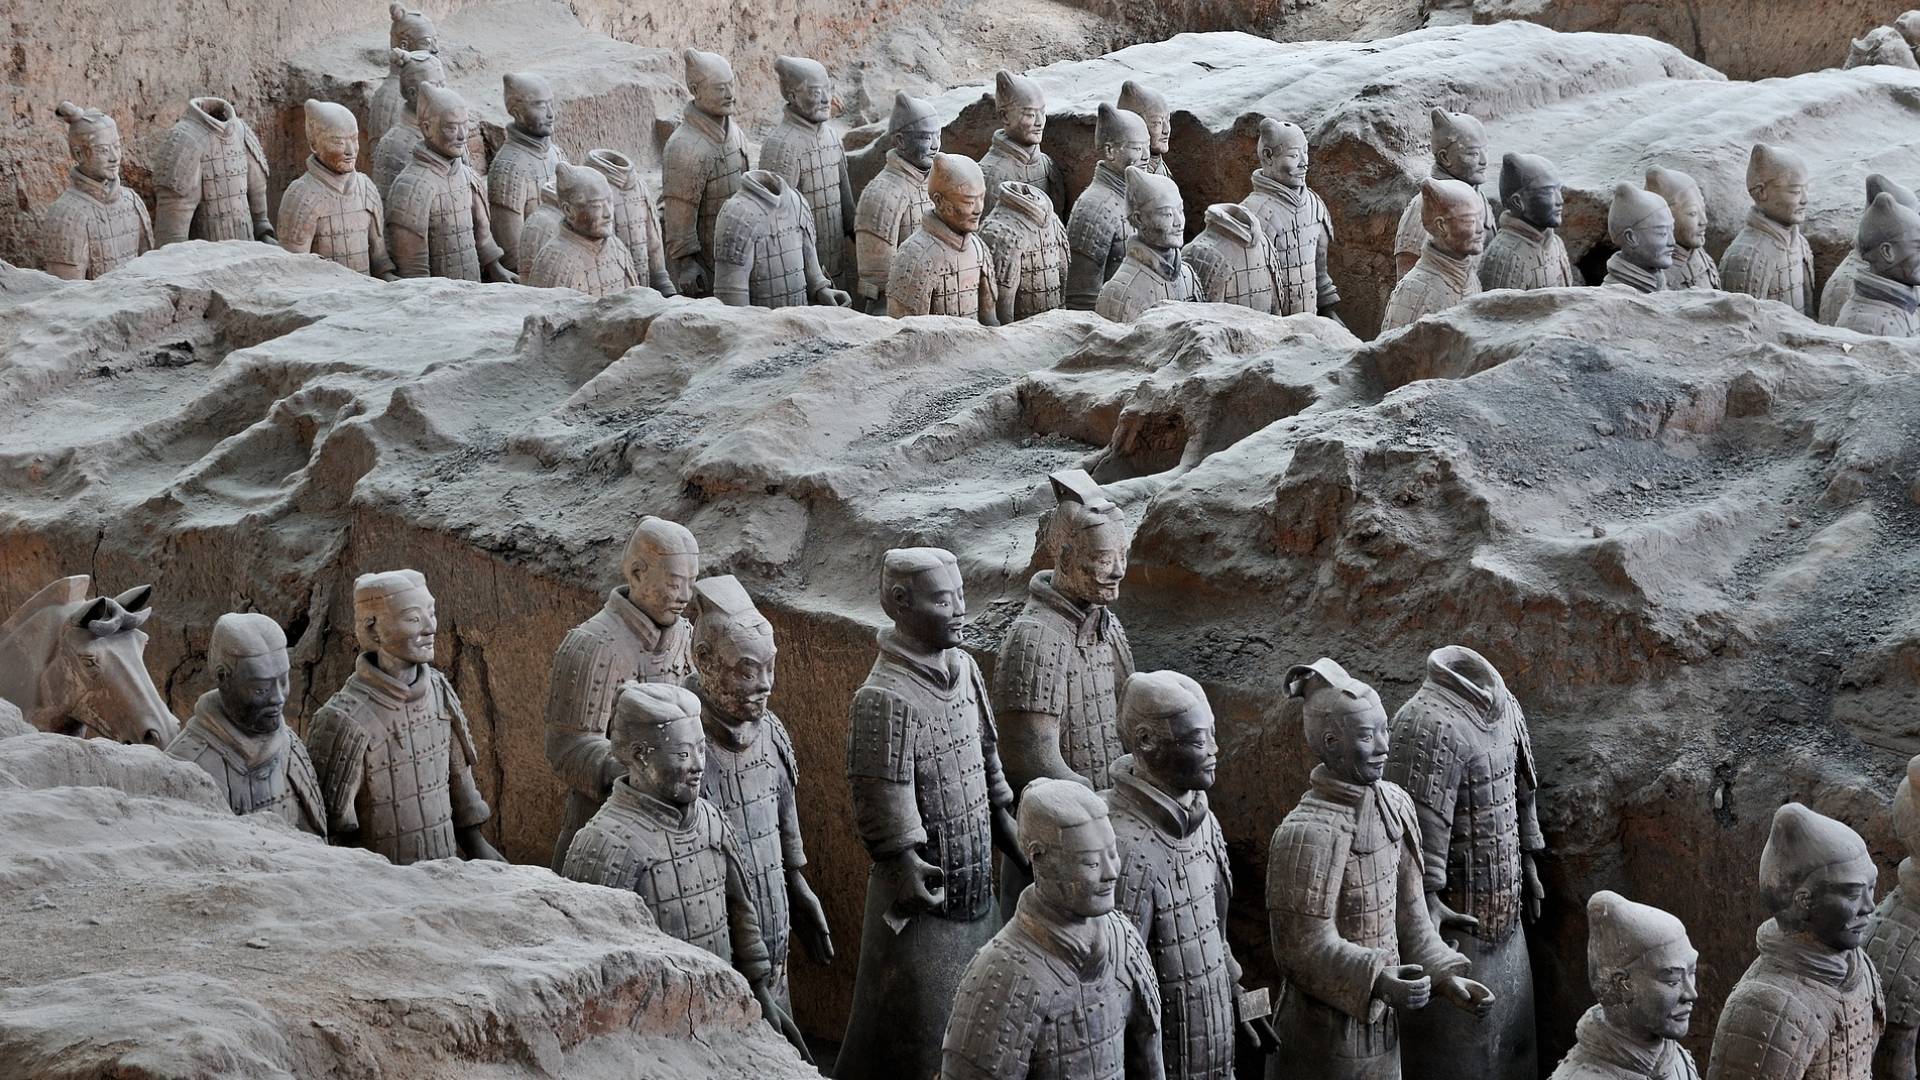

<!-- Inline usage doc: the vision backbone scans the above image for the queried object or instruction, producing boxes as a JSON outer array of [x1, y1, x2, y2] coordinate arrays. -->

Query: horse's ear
[[114, 585, 153, 613], [78, 596, 113, 628], [120, 607, 152, 631]]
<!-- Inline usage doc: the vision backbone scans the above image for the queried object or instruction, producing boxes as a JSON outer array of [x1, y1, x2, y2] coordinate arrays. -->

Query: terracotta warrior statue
[[1848, 26, 1919, 69], [1241, 118, 1338, 318], [1645, 165, 1720, 291], [835, 546, 1020, 1080], [371, 49, 446, 205], [1480, 152, 1575, 291], [585, 148, 676, 295], [278, 100, 395, 279], [41, 101, 150, 280], [561, 682, 810, 1060], [689, 575, 832, 1010], [715, 169, 849, 309], [165, 612, 325, 836], [1184, 202, 1277, 312], [307, 570, 503, 864], [978, 180, 1071, 322], [1097, 166, 1199, 323], [853, 91, 940, 315], [1117, 80, 1174, 182], [887, 153, 997, 322], [1549, 891, 1700, 1080], [941, 777, 1164, 1079], [546, 516, 697, 870], [1268, 658, 1493, 1080], [979, 70, 1065, 219], [152, 96, 272, 247], [1867, 755, 1920, 1080], [1067, 104, 1151, 310], [518, 180, 563, 277], [387, 84, 514, 282], [1602, 183, 1675, 295], [759, 56, 855, 285], [1387, 645, 1543, 1080], [662, 49, 749, 298], [1721, 143, 1816, 317], [489, 72, 565, 273], [1394, 109, 1493, 280], [369, 4, 439, 143], [1821, 175, 1917, 324], [1901, 11, 1920, 60], [1707, 802, 1881, 1080], [1107, 671, 1278, 1080], [1380, 178, 1487, 332], [1837, 192, 1920, 338], [524, 163, 639, 297]]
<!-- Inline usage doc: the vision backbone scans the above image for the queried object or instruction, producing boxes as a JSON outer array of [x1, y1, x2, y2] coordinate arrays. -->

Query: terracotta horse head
[[0, 576, 179, 747]]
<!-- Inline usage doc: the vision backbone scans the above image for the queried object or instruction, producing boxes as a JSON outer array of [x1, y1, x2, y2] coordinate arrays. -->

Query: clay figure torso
[[489, 130, 565, 270], [1667, 245, 1722, 291], [1867, 862, 1920, 1037], [854, 150, 933, 303], [1479, 212, 1576, 291], [562, 778, 740, 957], [167, 690, 326, 836], [152, 101, 268, 244], [1381, 243, 1482, 331], [716, 171, 825, 308], [1242, 173, 1336, 315], [994, 569, 1133, 791], [1835, 269, 1920, 337], [1721, 209, 1816, 317], [590, 155, 673, 293], [1394, 179, 1494, 283], [1820, 250, 1867, 325], [525, 226, 639, 297], [887, 211, 996, 320], [662, 105, 750, 280], [758, 108, 853, 280], [372, 119, 424, 207], [980, 130, 1066, 219], [386, 145, 504, 280], [279, 156, 393, 277], [1707, 919, 1883, 1080], [1184, 203, 1279, 314], [42, 169, 152, 279], [1603, 252, 1665, 294], [700, 706, 805, 1003], [1068, 163, 1133, 310], [978, 181, 1071, 320], [1098, 239, 1199, 323], [1549, 1007, 1701, 1080]]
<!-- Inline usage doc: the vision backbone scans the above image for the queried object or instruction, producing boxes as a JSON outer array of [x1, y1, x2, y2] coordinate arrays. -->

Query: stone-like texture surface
[[0, 730, 816, 1079]]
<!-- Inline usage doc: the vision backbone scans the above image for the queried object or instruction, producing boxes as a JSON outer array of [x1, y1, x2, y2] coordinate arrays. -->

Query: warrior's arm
[[1315, 220, 1340, 309], [1875, 1023, 1917, 1080], [976, 251, 1000, 326], [248, 154, 273, 239], [489, 189, 528, 272], [1394, 829, 1470, 978], [713, 257, 753, 306], [366, 202, 397, 280], [154, 183, 200, 248], [277, 199, 316, 255], [722, 833, 774, 989], [542, 635, 625, 801], [469, 184, 512, 281], [642, 205, 675, 294], [44, 258, 86, 280], [1266, 822, 1391, 1022], [42, 218, 86, 279], [662, 193, 700, 262], [1065, 236, 1108, 311], [1125, 983, 1166, 1080], [885, 249, 934, 318], [389, 225, 430, 279], [993, 254, 1020, 324], [855, 228, 894, 304], [837, 156, 856, 236], [999, 710, 1085, 793]]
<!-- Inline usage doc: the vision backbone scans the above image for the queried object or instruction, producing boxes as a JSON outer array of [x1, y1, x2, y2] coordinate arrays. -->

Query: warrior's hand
[[884, 847, 946, 918], [483, 260, 518, 285], [1427, 892, 1480, 939], [812, 285, 851, 308], [1436, 975, 1496, 1018], [253, 217, 277, 243], [456, 826, 506, 862], [674, 259, 709, 296], [991, 805, 1028, 874], [788, 868, 835, 965], [1373, 964, 1430, 1010], [1523, 853, 1545, 924], [752, 983, 813, 1064], [1237, 1012, 1279, 1054]]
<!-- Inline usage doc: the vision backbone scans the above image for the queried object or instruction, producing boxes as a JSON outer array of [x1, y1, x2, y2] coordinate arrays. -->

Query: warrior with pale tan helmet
[[758, 55, 855, 283], [545, 516, 698, 870], [887, 153, 997, 322], [979, 179, 1070, 322], [1067, 104, 1150, 310], [979, 70, 1066, 219], [1184, 203, 1278, 312], [151, 96, 272, 247], [714, 168, 849, 309], [1836, 192, 1920, 337], [1821, 175, 1917, 324], [387, 84, 515, 282], [662, 49, 749, 297], [368, 4, 439, 142], [40, 101, 150, 280], [1480, 152, 1575, 291], [1118, 80, 1175, 184], [524, 163, 640, 297], [1394, 109, 1494, 280], [1706, 803, 1881, 1080], [165, 612, 326, 836], [1097, 166, 1199, 323], [854, 91, 940, 315], [306, 570, 503, 864], [1381, 178, 1487, 332], [1602, 183, 1674, 295], [1548, 891, 1700, 1080], [278, 100, 395, 279], [371, 49, 447, 205], [1867, 756, 1920, 1079], [1645, 165, 1720, 291], [1240, 118, 1337, 317], [1721, 143, 1817, 316], [489, 72, 566, 273], [585, 148, 676, 295]]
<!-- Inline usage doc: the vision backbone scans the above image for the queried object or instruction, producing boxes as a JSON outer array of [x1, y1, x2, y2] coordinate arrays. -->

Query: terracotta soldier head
[[690, 574, 776, 724], [53, 101, 121, 184], [1747, 143, 1810, 228], [1499, 152, 1562, 231], [994, 70, 1046, 148], [1096, 104, 1150, 176], [1901, 10, 1920, 52], [557, 162, 614, 240], [1117, 670, 1218, 796], [611, 682, 707, 805], [1117, 80, 1171, 162], [622, 516, 700, 628], [775, 55, 831, 124], [1431, 108, 1490, 187], [1286, 657, 1388, 785], [388, 4, 438, 55], [1044, 469, 1128, 607], [304, 99, 359, 174], [354, 570, 437, 672], [209, 613, 290, 738], [1609, 183, 1675, 271], [503, 72, 556, 139], [416, 83, 471, 159], [1587, 890, 1698, 1041], [880, 546, 965, 650], [684, 49, 736, 118], [1858, 192, 1920, 286], [1895, 755, 1920, 861], [1257, 118, 1309, 189], [889, 91, 941, 171], [1125, 166, 1184, 250], [1644, 165, 1707, 252], [1018, 777, 1120, 918], [1847, 26, 1919, 69], [394, 48, 447, 113], [1760, 802, 1877, 951], [1422, 177, 1489, 258], [929, 153, 988, 236]]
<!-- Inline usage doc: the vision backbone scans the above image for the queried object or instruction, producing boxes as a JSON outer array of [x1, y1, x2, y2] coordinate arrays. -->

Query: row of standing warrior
[[130, 466, 1914, 1080], [34, 7, 1920, 335]]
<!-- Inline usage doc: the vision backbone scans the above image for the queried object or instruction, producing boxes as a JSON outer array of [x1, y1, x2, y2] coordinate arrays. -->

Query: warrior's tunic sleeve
[[1266, 813, 1390, 1022], [846, 684, 926, 858], [721, 816, 774, 988], [543, 628, 625, 801]]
